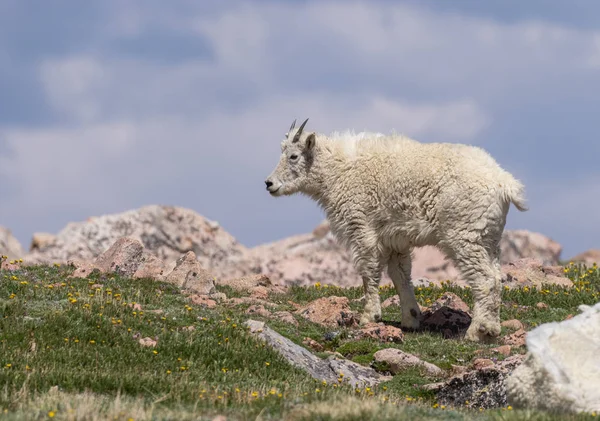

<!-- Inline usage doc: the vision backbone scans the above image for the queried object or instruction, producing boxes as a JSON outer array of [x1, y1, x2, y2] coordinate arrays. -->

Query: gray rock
[[433, 355, 525, 409], [245, 320, 390, 387]]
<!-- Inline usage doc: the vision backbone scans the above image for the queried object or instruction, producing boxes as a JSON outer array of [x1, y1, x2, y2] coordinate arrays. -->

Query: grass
[[0, 259, 598, 420]]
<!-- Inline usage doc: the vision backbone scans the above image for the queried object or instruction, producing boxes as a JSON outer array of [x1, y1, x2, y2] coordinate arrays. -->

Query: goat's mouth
[[268, 186, 281, 196]]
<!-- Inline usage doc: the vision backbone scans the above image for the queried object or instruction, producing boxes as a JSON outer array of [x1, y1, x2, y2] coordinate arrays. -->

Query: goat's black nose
[[265, 180, 273, 189]]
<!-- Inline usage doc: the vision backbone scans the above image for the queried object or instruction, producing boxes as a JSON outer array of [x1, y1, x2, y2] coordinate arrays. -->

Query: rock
[[501, 230, 562, 266], [29, 232, 57, 252], [296, 296, 358, 328], [427, 292, 471, 314], [373, 348, 443, 377], [22, 205, 250, 279], [138, 337, 157, 347], [69, 237, 166, 280], [506, 302, 600, 414], [272, 311, 299, 327], [93, 237, 145, 277], [247, 221, 562, 288], [246, 305, 271, 318], [250, 286, 270, 300], [164, 251, 215, 295], [434, 354, 525, 409], [245, 320, 390, 387], [0, 226, 24, 259], [303, 337, 324, 352], [492, 345, 512, 357], [312, 219, 331, 239], [536, 302, 549, 310], [502, 258, 572, 288], [69, 259, 99, 278], [219, 274, 272, 292], [569, 249, 600, 267], [209, 292, 227, 302], [381, 296, 400, 308], [420, 306, 472, 338], [501, 319, 524, 331], [502, 329, 527, 347], [190, 294, 217, 309], [356, 323, 404, 343], [472, 358, 495, 370]]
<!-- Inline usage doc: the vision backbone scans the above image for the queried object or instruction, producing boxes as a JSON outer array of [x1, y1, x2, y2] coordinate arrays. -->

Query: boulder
[[23, 205, 250, 279], [506, 302, 600, 414], [569, 249, 600, 267], [0, 226, 24, 259]]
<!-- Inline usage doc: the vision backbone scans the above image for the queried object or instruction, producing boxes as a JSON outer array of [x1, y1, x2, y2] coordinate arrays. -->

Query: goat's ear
[[305, 133, 316, 151]]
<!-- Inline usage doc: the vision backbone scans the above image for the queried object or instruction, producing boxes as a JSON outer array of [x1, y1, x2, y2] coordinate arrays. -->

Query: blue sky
[[1, 0, 599, 259]]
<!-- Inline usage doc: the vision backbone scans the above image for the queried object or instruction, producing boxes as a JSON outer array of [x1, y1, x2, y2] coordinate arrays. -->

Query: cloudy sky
[[1, 0, 599, 259]]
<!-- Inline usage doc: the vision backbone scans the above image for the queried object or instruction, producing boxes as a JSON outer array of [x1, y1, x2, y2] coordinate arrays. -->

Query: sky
[[1, 0, 599, 259]]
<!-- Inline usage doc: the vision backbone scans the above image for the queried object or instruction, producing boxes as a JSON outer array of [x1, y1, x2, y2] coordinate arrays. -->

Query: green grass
[[0, 260, 598, 420]]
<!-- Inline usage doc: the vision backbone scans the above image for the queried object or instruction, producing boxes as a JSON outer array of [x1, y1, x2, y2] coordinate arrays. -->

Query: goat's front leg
[[351, 246, 384, 325]]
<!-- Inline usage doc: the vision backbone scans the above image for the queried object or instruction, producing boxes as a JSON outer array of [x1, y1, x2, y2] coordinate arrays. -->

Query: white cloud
[[2, 0, 600, 255]]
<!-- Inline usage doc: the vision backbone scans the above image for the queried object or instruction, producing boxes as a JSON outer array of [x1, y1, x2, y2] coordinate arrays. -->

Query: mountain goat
[[264, 118, 527, 342]]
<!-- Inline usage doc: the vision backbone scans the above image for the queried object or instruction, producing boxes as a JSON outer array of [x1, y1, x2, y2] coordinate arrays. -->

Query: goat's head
[[265, 118, 316, 196]]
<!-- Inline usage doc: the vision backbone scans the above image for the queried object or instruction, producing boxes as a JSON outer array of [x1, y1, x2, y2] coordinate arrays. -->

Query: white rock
[[506, 302, 600, 414]]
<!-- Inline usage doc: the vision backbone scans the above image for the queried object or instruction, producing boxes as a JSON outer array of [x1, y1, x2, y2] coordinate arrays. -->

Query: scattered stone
[[219, 274, 272, 292], [138, 337, 157, 347], [190, 294, 217, 309], [472, 358, 495, 370], [502, 258, 572, 288], [427, 292, 471, 314], [502, 329, 527, 347], [381, 296, 400, 308], [182, 326, 195, 332], [356, 323, 404, 343], [128, 303, 143, 311], [492, 345, 512, 357], [246, 305, 271, 318], [507, 302, 600, 414], [250, 286, 269, 300], [501, 319, 524, 331], [209, 292, 227, 302], [69, 259, 99, 278], [373, 348, 443, 377], [433, 354, 525, 409], [303, 337, 324, 352], [536, 302, 549, 310], [164, 251, 215, 295], [296, 296, 358, 328], [245, 320, 390, 387], [420, 306, 472, 338], [565, 314, 573, 320], [272, 311, 299, 327]]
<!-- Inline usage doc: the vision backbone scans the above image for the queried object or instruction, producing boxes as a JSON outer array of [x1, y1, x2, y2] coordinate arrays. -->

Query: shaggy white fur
[[265, 120, 527, 342]]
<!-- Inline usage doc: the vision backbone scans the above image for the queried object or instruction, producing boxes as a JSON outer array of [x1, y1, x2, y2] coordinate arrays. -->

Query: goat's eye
[[289, 154, 299, 161]]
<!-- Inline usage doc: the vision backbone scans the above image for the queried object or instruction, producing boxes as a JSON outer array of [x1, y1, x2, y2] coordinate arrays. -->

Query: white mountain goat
[[264, 118, 527, 342]]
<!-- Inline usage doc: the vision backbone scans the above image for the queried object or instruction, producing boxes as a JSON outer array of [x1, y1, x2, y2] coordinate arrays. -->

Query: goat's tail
[[502, 173, 528, 212]]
